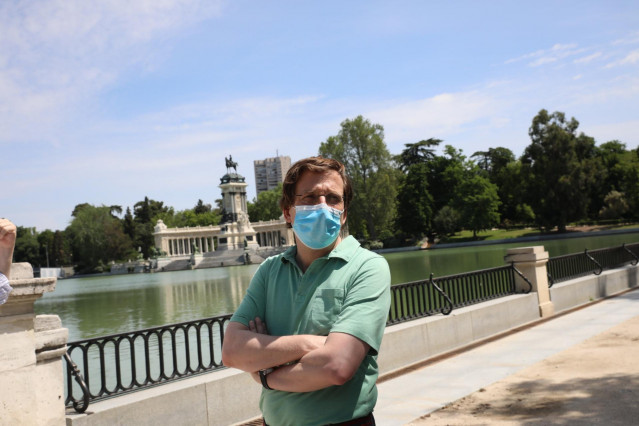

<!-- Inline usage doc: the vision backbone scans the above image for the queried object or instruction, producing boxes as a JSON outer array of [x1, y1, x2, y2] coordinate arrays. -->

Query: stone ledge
[[35, 327, 68, 352], [9, 262, 34, 279], [7, 277, 57, 296], [36, 346, 68, 363]]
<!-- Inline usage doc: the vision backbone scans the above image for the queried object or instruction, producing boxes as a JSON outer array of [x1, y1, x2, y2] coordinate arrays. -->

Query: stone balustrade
[[0, 263, 68, 425]]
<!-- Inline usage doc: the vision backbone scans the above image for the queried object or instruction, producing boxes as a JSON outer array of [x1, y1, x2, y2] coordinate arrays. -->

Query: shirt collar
[[281, 235, 360, 264]]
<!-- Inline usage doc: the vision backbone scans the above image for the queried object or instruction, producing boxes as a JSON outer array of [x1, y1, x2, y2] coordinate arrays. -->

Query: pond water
[[35, 230, 639, 341]]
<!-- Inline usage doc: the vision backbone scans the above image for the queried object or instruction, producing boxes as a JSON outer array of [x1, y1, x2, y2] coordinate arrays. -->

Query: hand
[[250, 371, 261, 384], [0, 219, 17, 250], [0, 219, 16, 278], [249, 317, 269, 335]]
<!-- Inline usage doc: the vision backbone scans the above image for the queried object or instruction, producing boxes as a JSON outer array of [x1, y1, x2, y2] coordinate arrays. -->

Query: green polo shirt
[[230, 236, 391, 426]]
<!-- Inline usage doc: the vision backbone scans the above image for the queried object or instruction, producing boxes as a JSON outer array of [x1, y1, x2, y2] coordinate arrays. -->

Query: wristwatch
[[258, 367, 274, 390]]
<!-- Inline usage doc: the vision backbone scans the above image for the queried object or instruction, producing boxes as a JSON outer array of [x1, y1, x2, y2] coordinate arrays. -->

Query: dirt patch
[[408, 316, 639, 426]]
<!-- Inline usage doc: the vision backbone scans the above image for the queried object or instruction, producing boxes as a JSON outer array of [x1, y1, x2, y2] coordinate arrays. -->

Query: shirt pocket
[[308, 288, 345, 335]]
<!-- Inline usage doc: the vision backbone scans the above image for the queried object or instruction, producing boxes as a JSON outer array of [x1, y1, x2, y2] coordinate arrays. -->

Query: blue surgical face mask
[[292, 203, 343, 250]]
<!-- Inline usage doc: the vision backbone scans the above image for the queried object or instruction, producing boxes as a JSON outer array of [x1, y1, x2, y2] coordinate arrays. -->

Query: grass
[[439, 228, 539, 244], [438, 223, 639, 245]]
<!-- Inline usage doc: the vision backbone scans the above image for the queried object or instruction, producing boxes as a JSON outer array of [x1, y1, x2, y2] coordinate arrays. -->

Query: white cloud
[[605, 50, 639, 68], [505, 43, 585, 67], [612, 31, 639, 46], [366, 91, 496, 141], [574, 52, 602, 64], [530, 56, 558, 67], [0, 0, 223, 144]]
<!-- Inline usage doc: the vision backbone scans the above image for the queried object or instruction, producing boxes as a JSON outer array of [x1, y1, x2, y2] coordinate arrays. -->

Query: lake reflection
[[36, 265, 259, 341]]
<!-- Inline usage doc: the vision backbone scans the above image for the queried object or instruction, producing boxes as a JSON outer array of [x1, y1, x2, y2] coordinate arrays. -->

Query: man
[[0, 218, 17, 305], [222, 157, 391, 426]]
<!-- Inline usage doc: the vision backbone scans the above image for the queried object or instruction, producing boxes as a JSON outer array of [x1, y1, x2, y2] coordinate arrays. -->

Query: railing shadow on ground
[[63, 242, 639, 412]]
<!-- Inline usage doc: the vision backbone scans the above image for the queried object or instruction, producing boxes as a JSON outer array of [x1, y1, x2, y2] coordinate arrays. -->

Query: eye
[[300, 194, 317, 204], [325, 194, 343, 206]]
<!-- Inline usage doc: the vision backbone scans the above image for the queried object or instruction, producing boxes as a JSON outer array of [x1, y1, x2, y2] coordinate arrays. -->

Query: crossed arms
[[221, 317, 369, 393]]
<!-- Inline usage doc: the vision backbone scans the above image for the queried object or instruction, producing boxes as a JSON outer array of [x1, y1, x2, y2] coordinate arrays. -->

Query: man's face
[[283, 170, 347, 229]]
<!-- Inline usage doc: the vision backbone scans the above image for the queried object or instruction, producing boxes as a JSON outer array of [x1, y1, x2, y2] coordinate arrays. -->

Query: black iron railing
[[547, 242, 639, 285], [65, 242, 639, 412], [65, 314, 231, 411], [388, 264, 529, 324]]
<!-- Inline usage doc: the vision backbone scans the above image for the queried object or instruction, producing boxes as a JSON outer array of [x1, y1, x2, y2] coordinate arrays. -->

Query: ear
[[283, 207, 293, 226], [341, 209, 347, 227]]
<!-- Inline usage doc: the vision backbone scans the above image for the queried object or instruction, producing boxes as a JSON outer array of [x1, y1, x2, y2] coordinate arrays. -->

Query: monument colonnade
[[153, 219, 293, 258]]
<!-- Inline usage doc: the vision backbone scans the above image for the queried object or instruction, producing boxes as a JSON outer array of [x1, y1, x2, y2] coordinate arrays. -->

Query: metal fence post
[[504, 246, 555, 318]]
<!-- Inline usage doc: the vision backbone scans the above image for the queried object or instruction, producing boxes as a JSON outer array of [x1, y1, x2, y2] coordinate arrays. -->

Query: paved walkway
[[374, 288, 639, 425]]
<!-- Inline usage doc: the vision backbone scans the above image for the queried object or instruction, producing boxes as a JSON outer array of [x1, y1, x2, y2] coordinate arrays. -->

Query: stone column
[[504, 246, 555, 318], [0, 263, 68, 425]]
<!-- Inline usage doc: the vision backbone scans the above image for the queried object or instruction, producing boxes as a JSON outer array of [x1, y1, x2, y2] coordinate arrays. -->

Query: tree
[[13, 226, 40, 266], [133, 197, 171, 258], [619, 157, 639, 220], [432, 206, 461, 237], [394, 139, 443, 240], [427, 145, 468, 213], [599, 190, 629, 220], [591, 140, 638, 219], [396, 138, 442, 172], [319, 116, 399, 241], [71, 203, 91, 217], [193, 199, 212, 214], [395, 163, 434, 238], [453, 172, 501, 238], [37, 229, 55, 268], [67, 205, 135, 273], [474, 148, 527, 226], [123, 207, 136, 240], [522, 109, 596, 232], [51, 230, 71, 266], [150, 199, 221, 229], [248, 183, 283, 222], [472, 147, 515, 179]]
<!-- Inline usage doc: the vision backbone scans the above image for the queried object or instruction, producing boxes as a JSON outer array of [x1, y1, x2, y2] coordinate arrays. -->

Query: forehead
[[295, 170, 344, 194]]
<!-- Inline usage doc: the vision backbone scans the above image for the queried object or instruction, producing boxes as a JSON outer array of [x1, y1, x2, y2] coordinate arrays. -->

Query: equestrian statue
[[225, 155, 238, 173]]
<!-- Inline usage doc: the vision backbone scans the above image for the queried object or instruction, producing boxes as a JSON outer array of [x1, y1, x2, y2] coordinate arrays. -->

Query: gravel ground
[[407, 316, 639, 426]]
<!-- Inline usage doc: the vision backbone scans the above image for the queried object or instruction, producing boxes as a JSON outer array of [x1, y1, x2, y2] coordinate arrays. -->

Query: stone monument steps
[[160, 259, 191, 272]]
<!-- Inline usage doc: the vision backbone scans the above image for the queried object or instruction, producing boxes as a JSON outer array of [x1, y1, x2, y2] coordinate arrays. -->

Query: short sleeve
[[329, 255, 391, 355], [0, 272, 12, 305], [229, 261, 268, 327]]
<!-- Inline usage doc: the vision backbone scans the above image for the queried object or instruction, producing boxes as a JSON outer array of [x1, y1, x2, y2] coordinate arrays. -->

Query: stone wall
[[0, 263, 68, 426]]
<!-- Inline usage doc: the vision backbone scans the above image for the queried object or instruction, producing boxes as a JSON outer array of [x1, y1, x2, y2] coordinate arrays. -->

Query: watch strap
[[259, 368, 274, 390]]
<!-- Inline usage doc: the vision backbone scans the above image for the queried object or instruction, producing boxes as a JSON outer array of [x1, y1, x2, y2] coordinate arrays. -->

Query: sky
[[2, 0, 639, 232]]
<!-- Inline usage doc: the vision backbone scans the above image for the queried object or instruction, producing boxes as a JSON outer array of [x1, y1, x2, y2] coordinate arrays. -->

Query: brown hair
[[279, 156, 353, 213]]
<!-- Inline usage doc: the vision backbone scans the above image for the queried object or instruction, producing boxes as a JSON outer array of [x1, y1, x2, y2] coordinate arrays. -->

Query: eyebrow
[[298, 190, 341, 196]]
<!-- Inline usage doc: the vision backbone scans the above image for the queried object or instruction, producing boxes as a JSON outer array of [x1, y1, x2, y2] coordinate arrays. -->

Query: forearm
[[266, 332, 369, 392], [266, 346, 345, 392], [0, 246, 13, 278], [222, 326, 326, 372]]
